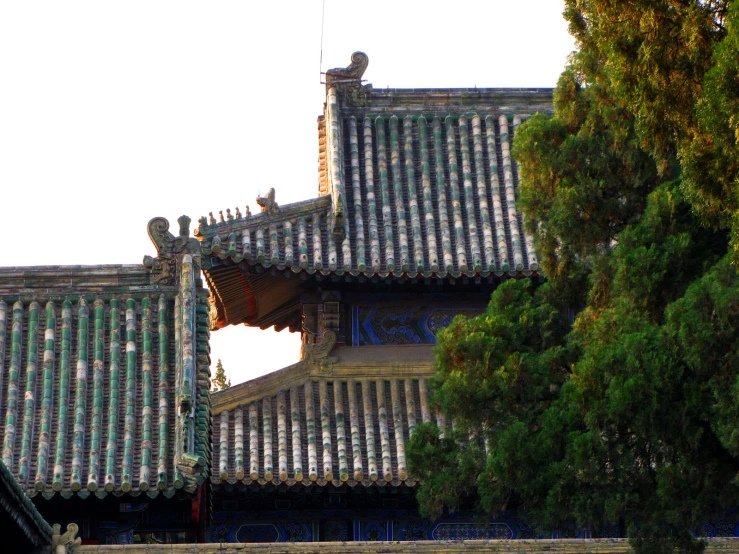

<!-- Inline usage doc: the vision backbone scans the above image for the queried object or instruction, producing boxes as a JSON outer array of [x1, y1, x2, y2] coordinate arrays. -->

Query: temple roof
[[198, 53, 550, 330], [0, 218, 212, 500], [210, 346, 436, 489]]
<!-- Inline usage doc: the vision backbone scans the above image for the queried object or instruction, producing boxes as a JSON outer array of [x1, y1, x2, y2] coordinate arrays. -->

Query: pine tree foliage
[[408, 4, 739, 553], [211, 359, 231, 391]]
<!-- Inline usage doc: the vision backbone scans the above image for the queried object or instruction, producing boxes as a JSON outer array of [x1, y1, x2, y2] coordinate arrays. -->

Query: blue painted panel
[[236, 524, 279, 543], [352, 297, 485, 346]]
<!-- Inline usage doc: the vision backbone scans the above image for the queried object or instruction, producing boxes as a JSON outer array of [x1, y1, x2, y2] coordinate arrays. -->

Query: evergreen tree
[[408, 5, 739, 552], [211, 359, 231, 391], [562, 0, 739, 258]]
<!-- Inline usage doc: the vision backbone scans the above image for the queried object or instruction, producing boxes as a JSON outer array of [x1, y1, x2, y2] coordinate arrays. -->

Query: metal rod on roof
[[319, 0, 326, 83]]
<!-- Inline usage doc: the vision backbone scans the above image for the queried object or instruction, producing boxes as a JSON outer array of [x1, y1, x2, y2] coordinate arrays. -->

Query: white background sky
[[0, 1, 575, 385]]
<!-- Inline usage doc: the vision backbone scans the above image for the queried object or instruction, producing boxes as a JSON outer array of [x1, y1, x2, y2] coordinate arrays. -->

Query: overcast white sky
[[0, 1, 576, 385]]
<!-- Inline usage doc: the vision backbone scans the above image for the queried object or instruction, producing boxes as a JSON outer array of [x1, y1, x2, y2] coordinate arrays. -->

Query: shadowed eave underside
[[0, 458, 52, 548]]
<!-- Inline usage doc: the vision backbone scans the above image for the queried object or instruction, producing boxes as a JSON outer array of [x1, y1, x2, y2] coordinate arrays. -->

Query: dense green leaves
[[408, 3, 739, 552], [409, 279, 574, 520], [515, 56, 662, 273], [668, 259, 739, 458], [681, 3, 739, 240], [562, 0, 739, 254], [411, 185, 738, 552], [563, 0, 729, 164]]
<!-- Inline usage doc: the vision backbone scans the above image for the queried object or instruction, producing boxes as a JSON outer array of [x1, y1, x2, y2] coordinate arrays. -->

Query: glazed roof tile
[[0, 219, 212, 499], [197, 56, 551, 281], [210, 353, 438, 488]]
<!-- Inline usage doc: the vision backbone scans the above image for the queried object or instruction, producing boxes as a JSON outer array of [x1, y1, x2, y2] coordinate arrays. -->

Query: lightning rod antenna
[[319, 0, 326, 83]]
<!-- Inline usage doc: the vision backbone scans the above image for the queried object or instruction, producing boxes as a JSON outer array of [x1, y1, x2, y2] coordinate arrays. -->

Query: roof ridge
[[196, 196, 331, 239]]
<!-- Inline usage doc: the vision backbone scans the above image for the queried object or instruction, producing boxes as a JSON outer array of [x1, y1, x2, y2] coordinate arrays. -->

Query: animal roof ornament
[[325, 51, 369, 86]]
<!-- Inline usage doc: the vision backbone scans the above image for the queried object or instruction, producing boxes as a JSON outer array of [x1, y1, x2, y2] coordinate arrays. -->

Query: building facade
[[199, 52, 558, 543], [9, 52, 737, 549]]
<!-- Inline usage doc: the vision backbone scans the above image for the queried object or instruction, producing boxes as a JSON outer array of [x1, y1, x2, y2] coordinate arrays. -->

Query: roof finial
[[256, 188, 279, 216], [325, 51, 368, 86], [325, 52, 371, 107], [177, 215, 191, 237]]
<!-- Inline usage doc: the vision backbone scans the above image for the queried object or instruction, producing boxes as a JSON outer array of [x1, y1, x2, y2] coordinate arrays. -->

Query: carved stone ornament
[[256, 188, 279, 216], [325, 51, 372, 107], [301, 329, 337, 364], [325, 51, 369, 85], [144, 215, 202, 285], [316, 357, 336, 376], [208, 295, 223, 331], [52, 522, 81, 554]]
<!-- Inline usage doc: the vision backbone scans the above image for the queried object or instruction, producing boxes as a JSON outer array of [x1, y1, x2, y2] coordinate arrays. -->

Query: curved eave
[[204, 255, 537, 332], [25, 483, 198, 500], [205, 254, 540, 282], [203, 262, 258, 328], [211, 475, 420, 489]]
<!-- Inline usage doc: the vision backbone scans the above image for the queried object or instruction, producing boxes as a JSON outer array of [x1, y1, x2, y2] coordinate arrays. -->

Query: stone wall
[[77, 537, 739, 553]]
